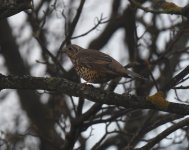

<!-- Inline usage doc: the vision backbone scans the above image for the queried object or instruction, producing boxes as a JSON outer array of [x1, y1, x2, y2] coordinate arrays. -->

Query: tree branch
[[129, 0, 182, 15], [0, 0, 31, 19], [162, 65, 189, 92], [0, 74, 188, 115], [135, 118, 189, 150], [59, 0, 86, 49]]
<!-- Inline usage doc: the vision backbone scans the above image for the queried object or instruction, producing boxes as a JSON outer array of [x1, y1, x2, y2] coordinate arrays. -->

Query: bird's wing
[[76, 49, 120, 75]]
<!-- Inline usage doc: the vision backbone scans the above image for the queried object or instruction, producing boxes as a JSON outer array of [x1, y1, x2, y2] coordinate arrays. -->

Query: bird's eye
[[68, 47, 74, 52]]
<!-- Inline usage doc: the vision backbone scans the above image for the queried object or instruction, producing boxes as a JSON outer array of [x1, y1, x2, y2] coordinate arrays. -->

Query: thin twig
[[71, 15, 109, 39], [59, 0, 86, 51], [35, 37, 67, 74]]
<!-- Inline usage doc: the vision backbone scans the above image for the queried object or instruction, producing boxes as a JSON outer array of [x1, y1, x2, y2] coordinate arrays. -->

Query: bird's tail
[[126, 69, 147, 80]]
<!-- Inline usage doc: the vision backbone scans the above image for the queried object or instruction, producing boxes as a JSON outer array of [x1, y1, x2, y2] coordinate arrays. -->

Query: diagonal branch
[[135, 118, 189, 150], [162, 65, 189, 92], [129, 0, 182, 15], [59, 0, 86, 50], [0, 0, 31, 19]]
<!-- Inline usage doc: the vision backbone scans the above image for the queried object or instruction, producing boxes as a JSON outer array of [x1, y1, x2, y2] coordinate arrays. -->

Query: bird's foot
[[80, 82, 94, 90]]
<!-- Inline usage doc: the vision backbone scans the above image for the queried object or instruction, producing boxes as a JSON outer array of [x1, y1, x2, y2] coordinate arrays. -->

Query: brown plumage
[[62, 44, 146, 83]]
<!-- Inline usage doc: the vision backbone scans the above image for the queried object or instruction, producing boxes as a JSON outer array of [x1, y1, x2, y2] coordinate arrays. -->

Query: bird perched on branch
[[62, 44, 146, 83]]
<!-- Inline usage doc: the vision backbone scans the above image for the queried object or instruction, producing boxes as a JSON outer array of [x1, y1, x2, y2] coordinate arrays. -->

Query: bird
[[62, 44, 146, 83]]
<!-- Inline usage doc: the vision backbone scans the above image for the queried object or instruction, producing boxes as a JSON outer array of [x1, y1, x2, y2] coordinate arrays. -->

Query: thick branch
[[0, 0, 31, 19], [0, 74, 188, 115]]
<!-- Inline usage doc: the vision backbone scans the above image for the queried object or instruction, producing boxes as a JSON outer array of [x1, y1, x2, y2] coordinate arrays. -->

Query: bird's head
[[62, 44, 82, 59]]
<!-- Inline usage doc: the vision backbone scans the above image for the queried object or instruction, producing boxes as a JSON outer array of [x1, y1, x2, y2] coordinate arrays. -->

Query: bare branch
[[162, 65, 189, 92], [0, 0, 31, 19], [136, 118, 189, 150], [59, 0, 86, 50], [0, 74, 188, 115]]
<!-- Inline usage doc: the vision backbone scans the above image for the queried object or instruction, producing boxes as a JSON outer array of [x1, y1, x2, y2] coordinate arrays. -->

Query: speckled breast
[[75, 66, 115, 83]]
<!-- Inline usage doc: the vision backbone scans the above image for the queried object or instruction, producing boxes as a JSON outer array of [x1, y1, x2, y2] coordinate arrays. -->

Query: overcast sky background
[[0, 0, 188, 149]]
